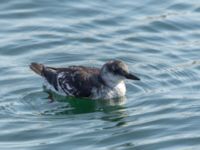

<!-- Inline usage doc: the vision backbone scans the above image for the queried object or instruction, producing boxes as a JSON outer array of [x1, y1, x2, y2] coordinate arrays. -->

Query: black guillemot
[[30, 60, 140, 100]]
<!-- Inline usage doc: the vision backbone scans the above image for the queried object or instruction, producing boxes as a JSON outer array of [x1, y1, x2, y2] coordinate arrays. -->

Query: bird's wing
[[43, 65, 100, 97]]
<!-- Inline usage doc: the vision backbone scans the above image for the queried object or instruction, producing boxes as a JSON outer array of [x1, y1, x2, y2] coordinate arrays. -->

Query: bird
[[30, 60, 140, 100]]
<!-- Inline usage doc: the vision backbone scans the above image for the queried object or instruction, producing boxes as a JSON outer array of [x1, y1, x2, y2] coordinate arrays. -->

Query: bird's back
[[30, 63, 102, 97]]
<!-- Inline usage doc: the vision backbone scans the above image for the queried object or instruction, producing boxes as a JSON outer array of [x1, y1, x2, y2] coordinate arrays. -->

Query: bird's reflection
[[40, 90, 129, 129], [43, 90, 127, 115]]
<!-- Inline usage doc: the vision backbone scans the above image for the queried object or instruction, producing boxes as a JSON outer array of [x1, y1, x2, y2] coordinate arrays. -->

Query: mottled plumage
[[30, 60, 140, 99]]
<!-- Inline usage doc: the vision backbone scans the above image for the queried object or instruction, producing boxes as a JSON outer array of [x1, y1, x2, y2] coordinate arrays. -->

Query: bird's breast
[[91, 81, 126, 99]]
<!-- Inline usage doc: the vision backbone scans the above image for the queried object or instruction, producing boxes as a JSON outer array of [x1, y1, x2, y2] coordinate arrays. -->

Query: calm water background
[[0, 0, 200, 149]]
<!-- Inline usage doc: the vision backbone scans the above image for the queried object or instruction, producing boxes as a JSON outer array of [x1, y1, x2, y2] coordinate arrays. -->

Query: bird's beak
[[124, 72, 140, 80]]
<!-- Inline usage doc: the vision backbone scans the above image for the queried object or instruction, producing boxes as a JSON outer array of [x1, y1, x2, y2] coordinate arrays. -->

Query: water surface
[[1, 0, 200, 149]]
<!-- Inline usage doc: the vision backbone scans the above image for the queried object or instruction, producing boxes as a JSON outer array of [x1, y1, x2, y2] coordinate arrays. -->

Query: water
[[0, 0, 200, 149]]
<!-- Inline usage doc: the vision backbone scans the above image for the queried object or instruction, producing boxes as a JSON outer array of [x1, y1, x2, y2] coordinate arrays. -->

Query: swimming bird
[[30, 60, 140, 100]]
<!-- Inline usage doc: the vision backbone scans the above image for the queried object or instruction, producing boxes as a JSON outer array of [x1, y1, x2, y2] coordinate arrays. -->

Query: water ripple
[[0, 0, 200, 149]]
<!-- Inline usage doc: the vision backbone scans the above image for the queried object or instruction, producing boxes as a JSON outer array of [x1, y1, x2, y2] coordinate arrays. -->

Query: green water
[[1, 0, 200, 149]]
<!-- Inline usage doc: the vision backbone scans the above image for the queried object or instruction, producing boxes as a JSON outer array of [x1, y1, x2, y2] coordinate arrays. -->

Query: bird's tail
[[30, 62, 44, 76]]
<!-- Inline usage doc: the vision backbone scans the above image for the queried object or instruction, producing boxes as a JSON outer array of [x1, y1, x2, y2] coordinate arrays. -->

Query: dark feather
[[41, 65, 102, 97]]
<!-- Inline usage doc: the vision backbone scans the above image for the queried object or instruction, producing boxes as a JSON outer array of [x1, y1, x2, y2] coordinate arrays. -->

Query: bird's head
[[100, 60, 140, 87]]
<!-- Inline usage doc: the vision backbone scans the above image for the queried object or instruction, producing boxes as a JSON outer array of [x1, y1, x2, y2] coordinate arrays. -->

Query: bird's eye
[[120, 70, 126, 75], [113, 68, 124, 75]]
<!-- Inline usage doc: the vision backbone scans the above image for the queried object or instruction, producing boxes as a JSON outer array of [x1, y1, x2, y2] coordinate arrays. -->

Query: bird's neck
[[94, 74, 126, 99], [104, 80, 126, 99], [100, 73, 123, 88], [105, 79, 124, 88]]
